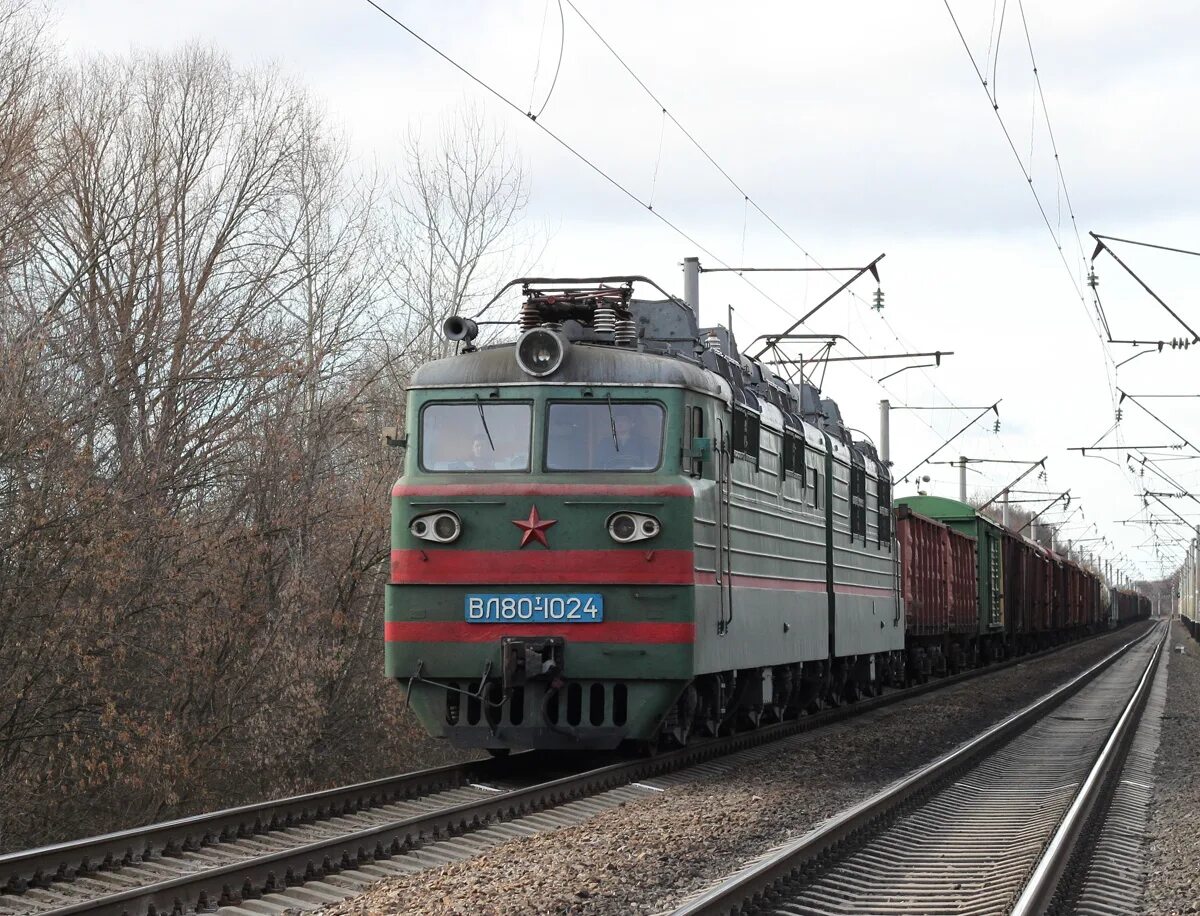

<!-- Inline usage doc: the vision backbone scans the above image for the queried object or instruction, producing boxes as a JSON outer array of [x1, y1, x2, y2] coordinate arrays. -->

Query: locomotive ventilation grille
[[445, 680, 629, 729]]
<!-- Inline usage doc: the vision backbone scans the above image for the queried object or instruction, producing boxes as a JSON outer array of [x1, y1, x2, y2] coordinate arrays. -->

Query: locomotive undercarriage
[[417, 650, 908, 753], [684, 655, 899, 744], [414, 622, 1106, 753]]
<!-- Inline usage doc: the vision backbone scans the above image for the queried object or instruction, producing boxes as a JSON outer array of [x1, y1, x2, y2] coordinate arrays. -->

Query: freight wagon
[[894, 496, 1121, 660], [893, 496, 1007, 662]]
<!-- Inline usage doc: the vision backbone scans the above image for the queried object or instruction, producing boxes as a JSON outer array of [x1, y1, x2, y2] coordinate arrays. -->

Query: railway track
[[668, 621, 1166, 916], [0, 625, 1150, 916]]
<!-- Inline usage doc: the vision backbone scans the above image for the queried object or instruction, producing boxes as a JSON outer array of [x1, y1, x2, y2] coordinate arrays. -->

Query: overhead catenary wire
[[942, 0, 1086, 298], [526, 0, 551, 112], [557, 0, 1004, 468], [365, 0, 1154, 571], [361, 0, 984, 468], [942, 0, 1118, 410], [557, 4, 1018, 495], [985, 0, 1006, 100], [358, 4, 853, 362], [362, 0, 727, 272], [1016, 0, 1089, 277], [362, 0, 939, 397], [529, 0, 566, 121], [942, 1, 1176, 574]]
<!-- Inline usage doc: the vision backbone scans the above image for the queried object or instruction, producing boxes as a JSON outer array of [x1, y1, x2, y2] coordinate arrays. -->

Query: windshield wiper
[[474, 394, 495, 450], [606, 394, 620, 452]]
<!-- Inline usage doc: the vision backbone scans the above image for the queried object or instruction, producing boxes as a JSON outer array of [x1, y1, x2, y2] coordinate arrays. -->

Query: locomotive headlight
[[609, 513, 637, 542], [516, 327, 567, 377], [433, 514, 459, 541], [411, 511, 461, 543], [607, 512, 660, 543]]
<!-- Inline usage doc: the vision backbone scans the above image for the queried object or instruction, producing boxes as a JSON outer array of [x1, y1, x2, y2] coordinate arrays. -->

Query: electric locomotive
[[386, 263, 903, 752]]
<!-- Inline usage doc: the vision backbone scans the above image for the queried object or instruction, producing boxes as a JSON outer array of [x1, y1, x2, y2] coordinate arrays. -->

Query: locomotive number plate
[[465, 593, 604, 623]]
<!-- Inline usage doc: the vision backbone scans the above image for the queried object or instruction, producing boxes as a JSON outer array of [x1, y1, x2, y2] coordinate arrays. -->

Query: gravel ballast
[[318, 625, 1152, 916], [1144, 619, 1200, 915]]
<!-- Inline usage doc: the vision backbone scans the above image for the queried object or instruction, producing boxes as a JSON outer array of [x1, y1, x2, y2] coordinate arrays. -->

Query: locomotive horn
[[442, 315, 479, 343]]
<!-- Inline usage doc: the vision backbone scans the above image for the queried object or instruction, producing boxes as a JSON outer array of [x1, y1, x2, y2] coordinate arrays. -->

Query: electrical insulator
[[1115, 407, 1122, 422], [872, 287, 885, 311], [993, 419, 1001, 433], [1087, 269, 1099, 289]]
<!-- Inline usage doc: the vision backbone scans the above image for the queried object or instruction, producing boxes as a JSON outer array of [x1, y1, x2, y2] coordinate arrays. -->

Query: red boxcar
[[897, 506, 977, 635], [1054, 558, 1097, 633], [1002, 532, 1055, 650]]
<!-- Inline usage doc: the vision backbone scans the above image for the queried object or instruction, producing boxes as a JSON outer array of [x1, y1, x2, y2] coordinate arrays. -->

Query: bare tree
[[382, 104, 531, 377], [0, 31, 530, 850], [0, 0, 52, 278]]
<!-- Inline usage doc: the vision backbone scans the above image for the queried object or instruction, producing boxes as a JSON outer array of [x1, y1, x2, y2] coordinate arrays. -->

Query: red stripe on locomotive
[[390, 548, 695, 585], [392, 482, 695, 498]]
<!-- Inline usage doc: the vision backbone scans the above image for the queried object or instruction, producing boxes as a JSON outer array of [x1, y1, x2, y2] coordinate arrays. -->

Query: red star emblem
[[512, 504, 557, 548]]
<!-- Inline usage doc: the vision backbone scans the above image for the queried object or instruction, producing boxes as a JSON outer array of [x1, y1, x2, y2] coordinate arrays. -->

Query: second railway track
[[669, 621, 1166, 916], [0, 625, 1153, 916]]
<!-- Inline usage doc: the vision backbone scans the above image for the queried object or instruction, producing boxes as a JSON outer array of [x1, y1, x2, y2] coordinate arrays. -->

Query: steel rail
[[1009, 625, 1167, 915], [0, 755, 531, 896], [667, 622, 1162, 916], [0, 623, 1150, 916]]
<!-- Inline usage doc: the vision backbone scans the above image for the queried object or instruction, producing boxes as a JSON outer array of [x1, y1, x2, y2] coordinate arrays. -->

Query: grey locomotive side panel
[[693, 394, 902, 671], [828, 445, 904, 656], [691, 583, 828, 672], [691, 451, 830, 672], [691, 415, 829, 673]]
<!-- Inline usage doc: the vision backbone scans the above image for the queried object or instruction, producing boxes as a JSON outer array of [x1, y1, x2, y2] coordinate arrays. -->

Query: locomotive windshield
[[546, 401, 664, 471], [420, 401, 532, 471]]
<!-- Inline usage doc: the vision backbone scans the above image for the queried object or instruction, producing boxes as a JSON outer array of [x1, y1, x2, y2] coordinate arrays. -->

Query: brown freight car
[[895, 504, 978, 678], [1001, 532, 1054, 652]]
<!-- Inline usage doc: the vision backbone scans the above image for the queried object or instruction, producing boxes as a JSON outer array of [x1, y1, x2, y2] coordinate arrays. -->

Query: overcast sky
[[53, 0, 1200, 583]]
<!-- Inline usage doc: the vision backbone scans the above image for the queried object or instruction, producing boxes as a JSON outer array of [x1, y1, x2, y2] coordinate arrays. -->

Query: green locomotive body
[[387, 278, 904, 751]]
